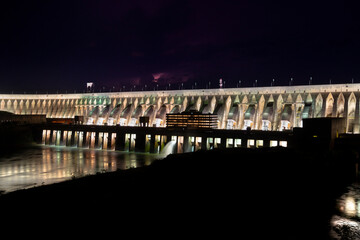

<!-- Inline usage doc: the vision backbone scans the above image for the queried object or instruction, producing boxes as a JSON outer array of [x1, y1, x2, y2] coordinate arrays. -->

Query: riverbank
[[0, 147, 356, 238]]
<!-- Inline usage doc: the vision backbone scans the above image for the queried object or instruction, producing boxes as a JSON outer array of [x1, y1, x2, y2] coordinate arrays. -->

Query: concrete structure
[[0, 111, 46, 124], [1, 84, 360, 132], [166, 110, 218, 129], [34, 124, 292, 154]]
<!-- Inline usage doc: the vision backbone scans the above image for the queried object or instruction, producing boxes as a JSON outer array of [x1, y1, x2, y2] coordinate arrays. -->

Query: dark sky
[[1, 0, 360, 93]]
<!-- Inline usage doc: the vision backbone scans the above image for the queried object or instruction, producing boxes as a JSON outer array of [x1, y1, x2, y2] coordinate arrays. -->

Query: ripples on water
[[0, 145, 164, 193]]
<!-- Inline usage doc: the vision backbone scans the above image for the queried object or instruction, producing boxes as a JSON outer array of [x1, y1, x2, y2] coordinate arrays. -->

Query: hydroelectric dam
[[0, 84, 358, 153]]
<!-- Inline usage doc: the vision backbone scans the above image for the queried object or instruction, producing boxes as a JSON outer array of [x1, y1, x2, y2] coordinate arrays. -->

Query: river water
[[1, 145, 360, 238], [0, 145, 165, 193]]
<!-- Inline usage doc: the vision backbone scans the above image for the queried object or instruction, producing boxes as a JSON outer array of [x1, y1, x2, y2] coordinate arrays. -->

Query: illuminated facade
[[166, 110, 218, 129], [1, 83, 360, 133]]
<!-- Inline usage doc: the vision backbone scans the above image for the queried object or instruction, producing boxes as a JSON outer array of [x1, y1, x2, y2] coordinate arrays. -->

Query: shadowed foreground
[[0, 147, 355, 238]]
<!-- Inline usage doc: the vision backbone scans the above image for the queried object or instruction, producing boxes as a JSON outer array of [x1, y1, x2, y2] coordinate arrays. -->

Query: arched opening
[[262, 102, 274, 131], [87, 106, 100, 125], [243, 104, 256, 130], [97, 105, 111, 125], [119, 104, 132, 126], [155, 104, 167, 127], [170, 105, 180, 114], [325, 94, 334, 117], [226, 104, 239, 129], [280, 104, 292, 131], [336, 94, 345, 117], [129, 105, 143, 126], [107, 104, 121, 125]]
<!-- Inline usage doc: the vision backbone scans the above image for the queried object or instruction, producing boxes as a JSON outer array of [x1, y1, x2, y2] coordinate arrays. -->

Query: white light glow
[[119, 118, 127, 126], [345, 197, 357, 217], [243, 120, 253, 130], [226, 119, 235, 129], [154, 118, 162, 127], [96, 117, 104, 125]]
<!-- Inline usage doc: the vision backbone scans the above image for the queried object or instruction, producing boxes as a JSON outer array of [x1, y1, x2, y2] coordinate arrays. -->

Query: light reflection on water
[[331, 183, 360, 239], [335, 183, 360, 220], [0, 145, 164, 193], [4, 145, 360, 239]]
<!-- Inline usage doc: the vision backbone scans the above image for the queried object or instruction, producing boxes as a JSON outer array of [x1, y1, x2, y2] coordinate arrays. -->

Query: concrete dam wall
[[1, 83, 359, 132]]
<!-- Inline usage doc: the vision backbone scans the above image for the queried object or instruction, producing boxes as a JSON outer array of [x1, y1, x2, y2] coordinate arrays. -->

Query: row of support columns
[[42, 128, 289, 154], [42, 130, 117, 150]]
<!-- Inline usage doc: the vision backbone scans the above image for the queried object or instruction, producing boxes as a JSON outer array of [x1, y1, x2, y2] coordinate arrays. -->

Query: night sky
[[1, 0, 360, 93]]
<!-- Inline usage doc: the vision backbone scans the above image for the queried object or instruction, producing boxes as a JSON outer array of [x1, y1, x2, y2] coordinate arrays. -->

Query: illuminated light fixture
[[345, 197, 357, 216]]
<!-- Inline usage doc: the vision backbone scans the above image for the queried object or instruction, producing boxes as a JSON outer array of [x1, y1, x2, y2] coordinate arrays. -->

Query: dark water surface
[[0, 145, 164, 193], [1, 145, 360, 238]]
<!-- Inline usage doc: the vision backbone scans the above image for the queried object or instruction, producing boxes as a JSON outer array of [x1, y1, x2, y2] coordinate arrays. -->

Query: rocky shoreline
[[0, 147, 356, 238]]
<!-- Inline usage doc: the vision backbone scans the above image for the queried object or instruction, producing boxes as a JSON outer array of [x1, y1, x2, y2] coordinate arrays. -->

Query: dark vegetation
[[0, 147, 357, 238], [0, 123, 35, 155]]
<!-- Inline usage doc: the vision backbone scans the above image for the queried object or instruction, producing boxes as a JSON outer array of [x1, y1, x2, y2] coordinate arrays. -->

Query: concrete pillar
[[166, 134, 172, 145], [135, 133, 145, 152], [150, 134, 156, 153], [70, 131, 75, 146], [83, 131, 89, 148], [344, 94, 349, 132], [183, 133, 190, 153], [241, 136, 247, 148], [94, 132, 99, 148], [79, 131, 83, 147], [263, 139, 270, 148], [107, 132, 112, 149], [160, 135, 167, 152], [115, 132, 125, 151], [201, 137, 207, 150], [354, 94, 360, 133], [59, 130, 64, 145], [46, 130, 51, 145], [220, 137, 226, 149]]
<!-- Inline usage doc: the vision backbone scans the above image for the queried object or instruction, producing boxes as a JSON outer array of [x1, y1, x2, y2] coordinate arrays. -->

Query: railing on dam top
[[2, 83, 360, 133]]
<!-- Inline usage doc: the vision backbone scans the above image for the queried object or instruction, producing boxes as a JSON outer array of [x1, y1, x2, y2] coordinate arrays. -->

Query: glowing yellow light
[[345, 197, 356, 217]]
